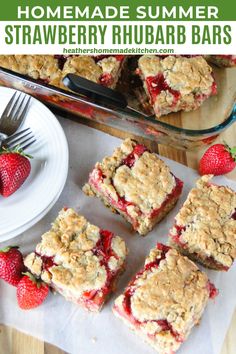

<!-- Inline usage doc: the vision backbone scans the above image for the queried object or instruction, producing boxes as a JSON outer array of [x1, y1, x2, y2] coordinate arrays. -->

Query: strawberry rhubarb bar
[[24, 208, 127, 312], [137, 55, 217, 118], [205, 55, 236, 67], [113, 243, 217, 354], [83, 139, 183, 236], [169, 175, 236, 271]]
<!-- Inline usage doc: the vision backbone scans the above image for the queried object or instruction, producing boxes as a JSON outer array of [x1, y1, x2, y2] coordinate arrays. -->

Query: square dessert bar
[[83, 139, 183, 236], [169, 175, 236, 271], [137, 55, 217, 118], [113, 243, 217, 354], [205, 55, 236, 67], [24, 208, 127, 312]]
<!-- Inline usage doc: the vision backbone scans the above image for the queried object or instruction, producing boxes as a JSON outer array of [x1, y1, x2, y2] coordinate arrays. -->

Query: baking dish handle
[[63, 74, 128, 110]]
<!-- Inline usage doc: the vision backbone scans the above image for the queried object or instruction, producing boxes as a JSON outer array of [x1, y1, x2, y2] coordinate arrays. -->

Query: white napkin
[[0, 116, 236, 354]]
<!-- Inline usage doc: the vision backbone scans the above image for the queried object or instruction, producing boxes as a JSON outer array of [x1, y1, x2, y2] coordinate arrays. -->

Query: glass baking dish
[[0, 66, 235, 150]]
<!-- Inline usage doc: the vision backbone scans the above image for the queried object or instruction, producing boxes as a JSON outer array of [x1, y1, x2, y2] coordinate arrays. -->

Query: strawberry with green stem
[[0, 147, 31, 197], [199, 142, 236, 176], [17, 272, 49, 310]]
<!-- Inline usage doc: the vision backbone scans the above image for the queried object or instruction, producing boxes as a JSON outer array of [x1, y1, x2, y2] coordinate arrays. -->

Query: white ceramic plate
[[0, 88, 69, 241]]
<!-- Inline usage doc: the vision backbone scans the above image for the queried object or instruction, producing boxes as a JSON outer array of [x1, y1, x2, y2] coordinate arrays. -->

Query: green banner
[[1, 0, 236, 21]]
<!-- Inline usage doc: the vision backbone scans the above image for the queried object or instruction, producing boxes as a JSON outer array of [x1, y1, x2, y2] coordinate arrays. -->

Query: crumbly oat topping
[[24, 252, 42, 277], [97, 56, 120, 76], [62, 56, 102, 83], [84, 138, 182, 235], [113, 246, 212, 353], [139, 55, 214, 95], [0, 54, 123, 90], [113, 153, 175, 213], [113, 248, 210, 354], [24, 208, 127, 298], [92, 138, 176, 213], [131, 248, 209, 334], [171, 175, 236, 267], [138, 55, 215, 117], [95, 138, 136, 178], [0, 55, 60, 81], [97, 56, 122, 88]]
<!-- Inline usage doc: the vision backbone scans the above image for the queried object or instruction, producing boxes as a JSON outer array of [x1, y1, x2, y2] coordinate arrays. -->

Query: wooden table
[[0, 115, 236, 354]]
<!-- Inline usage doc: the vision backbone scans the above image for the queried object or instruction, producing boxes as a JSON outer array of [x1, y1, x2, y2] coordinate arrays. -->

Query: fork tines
[[0, 92, 31, 136], [2, 128, 36, 151]]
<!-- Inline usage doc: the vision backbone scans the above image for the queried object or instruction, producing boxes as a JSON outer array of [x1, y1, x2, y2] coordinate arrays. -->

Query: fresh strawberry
[[0, 246, 24, 286], [17, 272, 49, 310], [199, 143, 236, 176], [0, 148, 31, 197]]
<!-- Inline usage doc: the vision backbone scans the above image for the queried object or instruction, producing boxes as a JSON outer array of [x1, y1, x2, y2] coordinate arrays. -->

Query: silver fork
[[0, 128, 36, 151], [0, 92, 31, 138]]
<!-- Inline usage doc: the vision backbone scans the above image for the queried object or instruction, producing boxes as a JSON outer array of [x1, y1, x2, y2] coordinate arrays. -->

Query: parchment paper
[[0, 116, 236, 354]]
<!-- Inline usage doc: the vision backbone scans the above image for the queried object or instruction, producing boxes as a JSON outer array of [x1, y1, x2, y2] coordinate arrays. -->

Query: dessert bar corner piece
[[83, 138, 183, 236], [137, 55, 217, 118], [24, 208, 127, 312], [113, 243, 217, 354], [169, 175, 236, 271]]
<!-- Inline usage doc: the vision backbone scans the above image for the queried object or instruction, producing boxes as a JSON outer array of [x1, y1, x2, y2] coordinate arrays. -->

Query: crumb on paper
[[91, 337, 97, 343]]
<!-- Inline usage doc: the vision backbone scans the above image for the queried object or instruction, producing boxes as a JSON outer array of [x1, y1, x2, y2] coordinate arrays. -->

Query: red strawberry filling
[[89, 168, 138, 220], [99, 73, 114, 87], [207, 281, 218, 299], [116, 243, 183, 342], [146, 74, 181, 106], [39, 255, 57, 271], [89, 144, 183, 231], [82, 229, 121, 304], [122, 144, 148, 167], [35, 229, 122, 310], [169, 225, 187, 247], [89, 159, 142, 230], [211, 80, 217, 95], [34, 252, 58, 273]]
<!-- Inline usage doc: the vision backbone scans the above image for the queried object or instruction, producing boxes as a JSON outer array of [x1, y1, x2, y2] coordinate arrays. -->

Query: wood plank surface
[[1, 110, 236, 354]]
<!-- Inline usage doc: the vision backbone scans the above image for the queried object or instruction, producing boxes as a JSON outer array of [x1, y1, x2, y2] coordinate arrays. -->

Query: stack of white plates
[[0, 88, 69, 242]]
